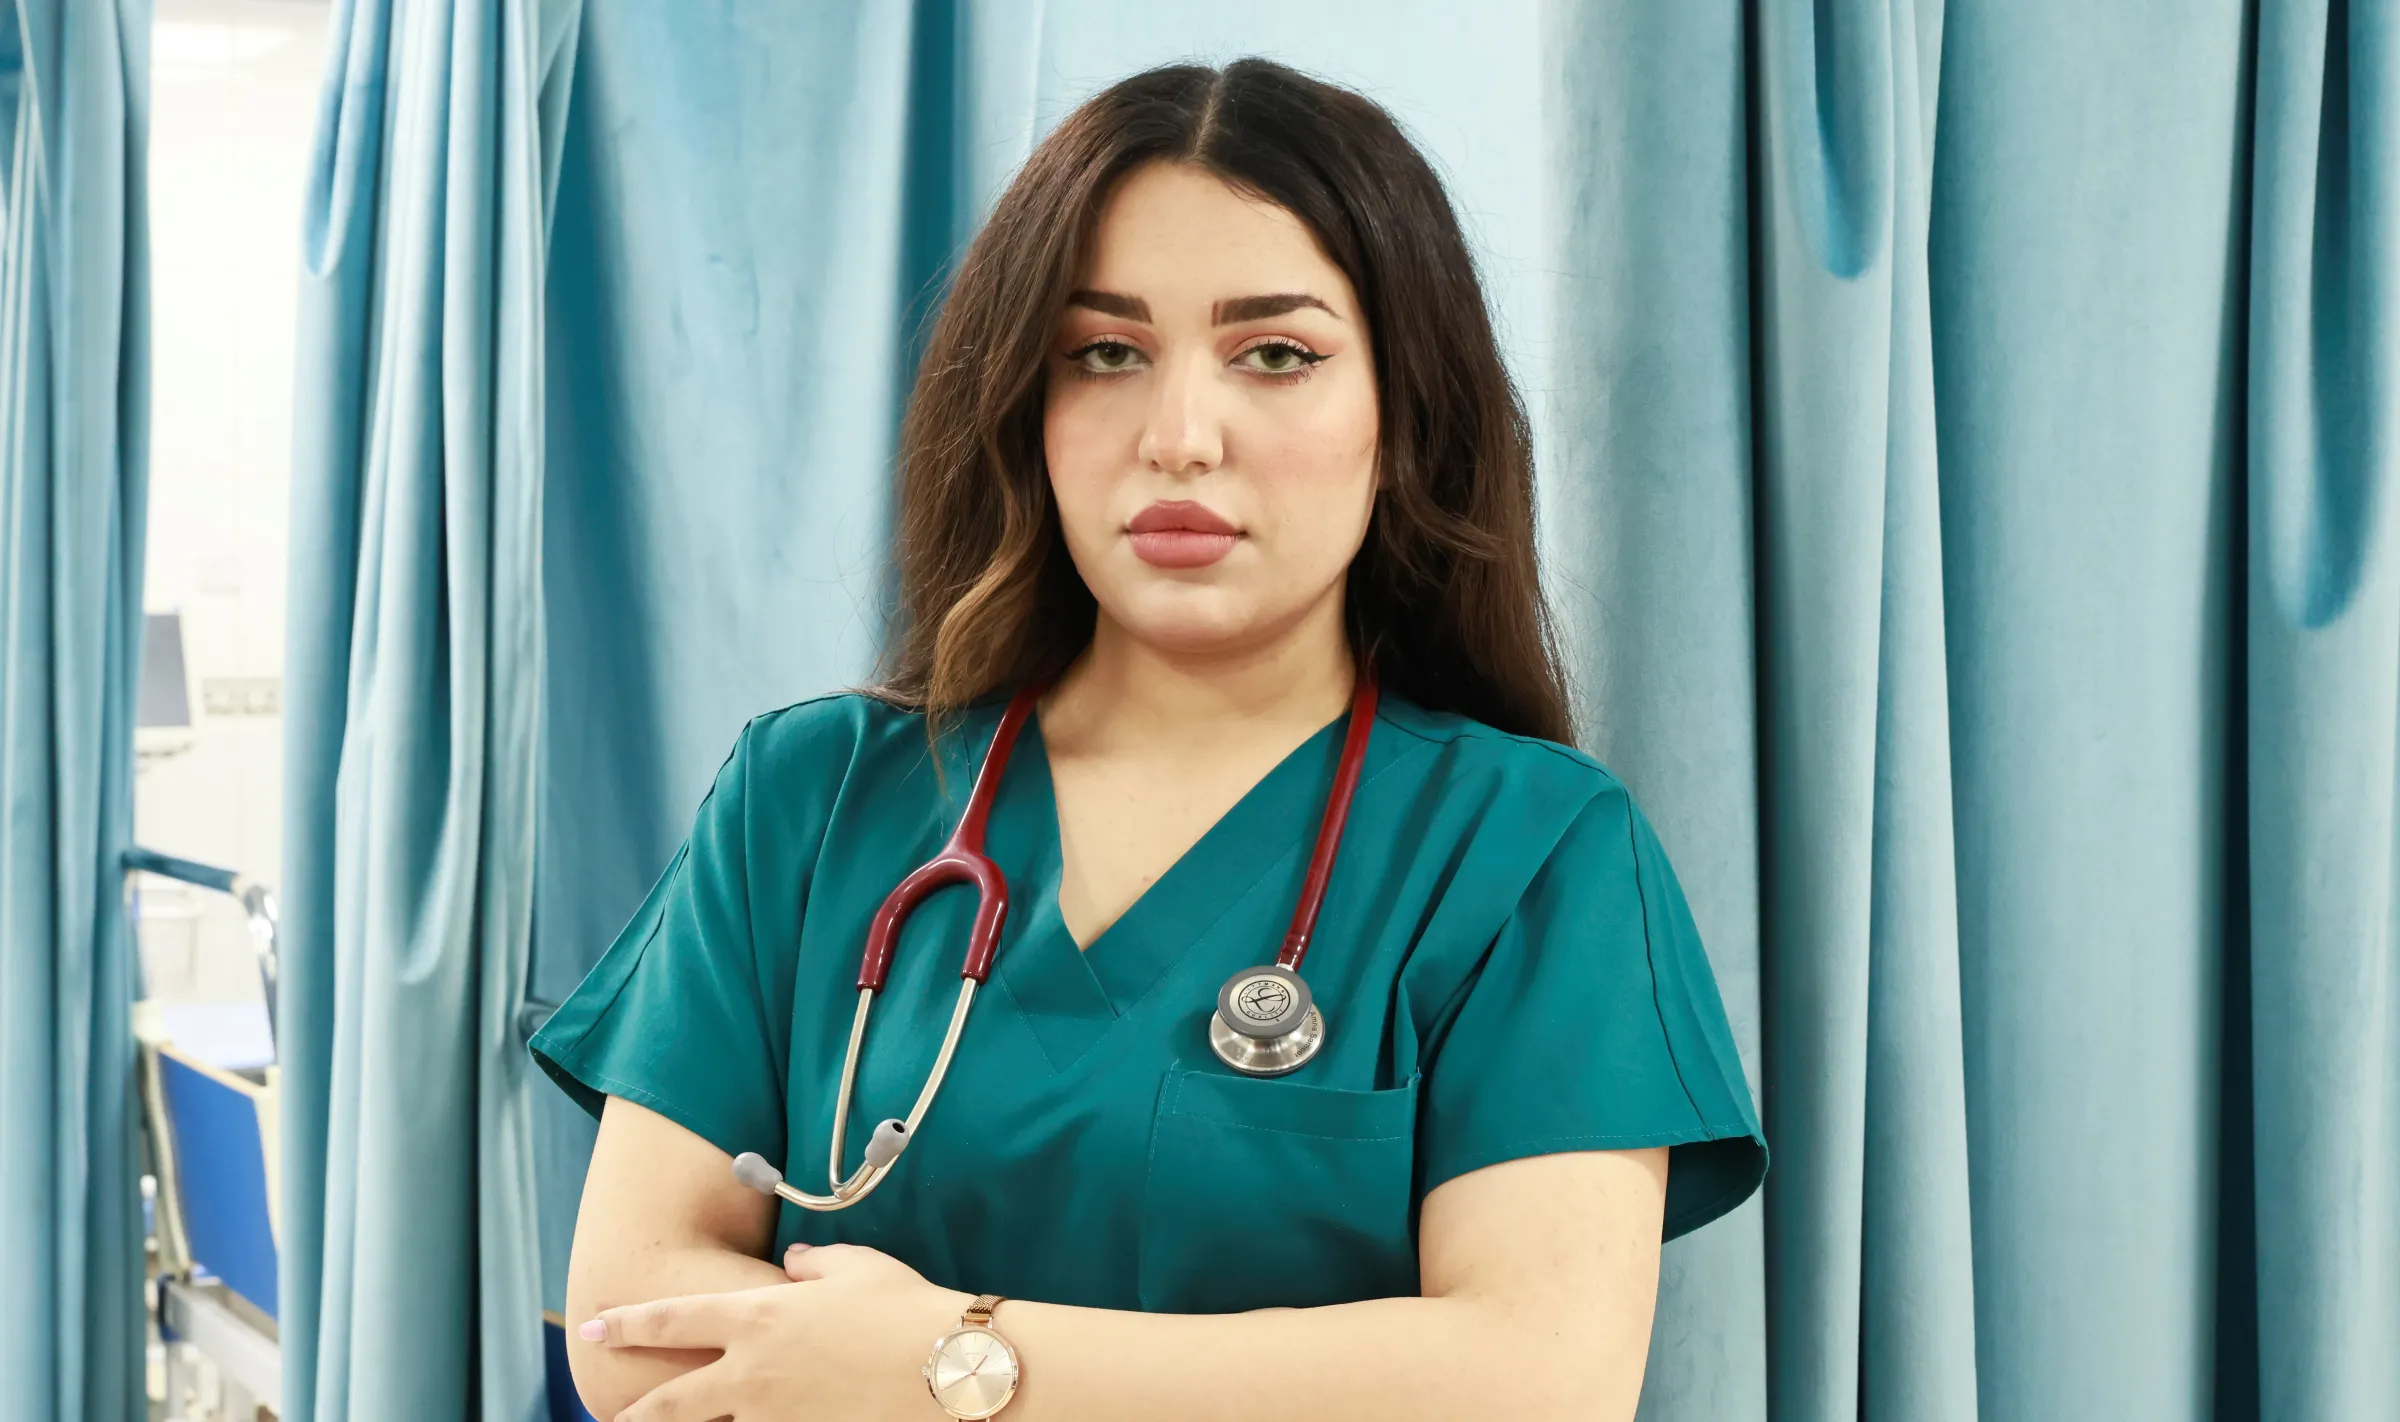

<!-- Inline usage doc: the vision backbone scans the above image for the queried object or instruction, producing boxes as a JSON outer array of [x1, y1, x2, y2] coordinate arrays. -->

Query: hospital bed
[[125, 845, 596, 1421], [126, 846, 283, 1420]]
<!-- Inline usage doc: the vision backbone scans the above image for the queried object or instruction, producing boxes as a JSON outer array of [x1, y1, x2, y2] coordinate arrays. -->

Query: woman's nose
[[1135, 352, 1224, 477]]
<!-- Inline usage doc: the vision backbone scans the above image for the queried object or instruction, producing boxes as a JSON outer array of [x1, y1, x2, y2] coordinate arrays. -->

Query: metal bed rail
[[123, 845, 281, 1039]]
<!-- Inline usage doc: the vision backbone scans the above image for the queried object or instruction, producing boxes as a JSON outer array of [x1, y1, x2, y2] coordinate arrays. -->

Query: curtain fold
[[1752, 8, 1964, 1422], [282, 0, 580, 1417], [0, 2, 149, 1420], [2245, 4, 2400, 1419], [1546, 3, 1981, 1417], [1930, 7, 2251, 1417], [1550, 1, 2395, 1418]]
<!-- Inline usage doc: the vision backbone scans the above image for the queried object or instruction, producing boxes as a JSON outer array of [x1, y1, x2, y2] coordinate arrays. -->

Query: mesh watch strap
[[963, 1293, 1006, 1328]]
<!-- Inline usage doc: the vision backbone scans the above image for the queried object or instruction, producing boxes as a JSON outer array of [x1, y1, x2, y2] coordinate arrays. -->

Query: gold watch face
[[926, 1325, 1018, 1418]]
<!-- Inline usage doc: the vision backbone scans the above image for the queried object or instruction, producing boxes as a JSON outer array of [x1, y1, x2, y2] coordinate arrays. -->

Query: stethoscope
[[731, 673, 1379, 1213]]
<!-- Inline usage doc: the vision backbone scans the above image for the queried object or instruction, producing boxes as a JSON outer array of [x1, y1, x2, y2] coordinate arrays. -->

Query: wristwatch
[[922, 1293, 1020, 1418]]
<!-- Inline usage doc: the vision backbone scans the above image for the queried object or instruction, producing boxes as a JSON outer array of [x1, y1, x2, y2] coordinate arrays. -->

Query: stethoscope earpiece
[[1209, 964, 1326, 1076]]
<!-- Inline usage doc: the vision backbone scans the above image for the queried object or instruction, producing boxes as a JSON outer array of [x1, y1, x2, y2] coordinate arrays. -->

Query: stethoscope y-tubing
[[855, 688, 1036, 993]]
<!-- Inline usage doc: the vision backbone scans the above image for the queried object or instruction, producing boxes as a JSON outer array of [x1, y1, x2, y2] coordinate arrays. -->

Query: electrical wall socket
[[200, 677, 281, 717]]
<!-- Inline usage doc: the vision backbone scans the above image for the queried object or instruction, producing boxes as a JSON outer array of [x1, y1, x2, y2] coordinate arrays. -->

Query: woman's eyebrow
[[1213, 293, 1340, 325], [1066, 289, 1150, 321]]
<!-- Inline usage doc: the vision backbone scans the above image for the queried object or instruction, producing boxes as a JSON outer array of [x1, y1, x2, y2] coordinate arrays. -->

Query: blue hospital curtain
[[0, 2, 149, 1420], [1550, 3, 2397, 1420], [280, 2, 2398, 1420], [281, 0, 581, 1418]]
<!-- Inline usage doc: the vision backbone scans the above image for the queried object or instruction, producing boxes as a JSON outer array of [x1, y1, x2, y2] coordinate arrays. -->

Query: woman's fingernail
[[578, 1319, 605, 1342], [787, 1242, 812, 1257]]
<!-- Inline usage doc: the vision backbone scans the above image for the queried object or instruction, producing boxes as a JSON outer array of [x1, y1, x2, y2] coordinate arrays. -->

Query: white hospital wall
[[136, 0, 328, 1005]]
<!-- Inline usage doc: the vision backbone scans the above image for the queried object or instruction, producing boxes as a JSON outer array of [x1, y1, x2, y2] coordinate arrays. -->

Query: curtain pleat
[[0, 2, 148, 1419], [2245, 4, 2400, 1419], [281, 1, 579, 1417]]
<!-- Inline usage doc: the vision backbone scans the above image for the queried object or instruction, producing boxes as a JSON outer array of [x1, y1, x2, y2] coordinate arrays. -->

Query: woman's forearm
[[571, 1144, 1664, 1421], [987, 1290, 1631, 1422], [564, 1242, 788, 1418]]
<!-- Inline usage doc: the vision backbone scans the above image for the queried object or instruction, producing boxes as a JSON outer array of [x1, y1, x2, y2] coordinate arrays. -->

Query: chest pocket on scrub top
[[1136, 1062, 1421, 1313]]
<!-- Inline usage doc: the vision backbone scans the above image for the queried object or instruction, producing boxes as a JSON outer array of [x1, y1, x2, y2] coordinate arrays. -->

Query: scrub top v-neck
[[530, 690, 1767, 1314]]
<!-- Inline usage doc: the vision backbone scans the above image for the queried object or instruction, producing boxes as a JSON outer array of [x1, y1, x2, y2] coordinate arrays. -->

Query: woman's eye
[[1068, 340, 1145, 375], [1235, 342, 1327, 378]]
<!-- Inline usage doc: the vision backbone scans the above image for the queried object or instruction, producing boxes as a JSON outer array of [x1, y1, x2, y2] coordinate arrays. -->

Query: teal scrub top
[[530, 690, 1766, 1315]]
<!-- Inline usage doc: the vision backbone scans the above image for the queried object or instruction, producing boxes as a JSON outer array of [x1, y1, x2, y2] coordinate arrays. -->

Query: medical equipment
[[731, 674, 1379, 1213], [125, 846, 285, 1422]]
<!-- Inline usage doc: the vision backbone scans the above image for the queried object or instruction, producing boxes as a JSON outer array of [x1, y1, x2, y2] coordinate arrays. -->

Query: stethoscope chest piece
[[1210, 964, 1325, 1077]]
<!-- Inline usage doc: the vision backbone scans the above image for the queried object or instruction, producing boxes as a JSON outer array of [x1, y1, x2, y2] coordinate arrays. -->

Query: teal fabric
[[0, 2, 150, 1419], [530, 692, 1765, 1313], [280, 1, 583, 1419], [271, 0, 2400, 1416], [1549, 3, 2398, 1420], [2246, 9, 2400, 1422]]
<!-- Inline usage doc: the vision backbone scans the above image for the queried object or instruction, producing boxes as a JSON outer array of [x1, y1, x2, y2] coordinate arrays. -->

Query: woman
[[532, 57, 1765, 1422]]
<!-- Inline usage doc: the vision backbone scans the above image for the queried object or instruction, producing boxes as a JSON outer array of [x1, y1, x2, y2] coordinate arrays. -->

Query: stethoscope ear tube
[[733, 977, 983, 1212], [745, 688, 1042, 1212]]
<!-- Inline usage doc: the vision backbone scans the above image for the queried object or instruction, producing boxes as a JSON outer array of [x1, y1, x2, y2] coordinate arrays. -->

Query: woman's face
[[1043, 162, 1380, 660]]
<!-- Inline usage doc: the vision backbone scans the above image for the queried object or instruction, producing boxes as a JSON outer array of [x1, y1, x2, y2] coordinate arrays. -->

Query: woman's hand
[[582, 1243, 970, 1421]]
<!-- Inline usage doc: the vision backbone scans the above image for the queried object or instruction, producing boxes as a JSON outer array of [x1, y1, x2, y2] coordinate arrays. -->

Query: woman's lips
[[1130, 530, 1239, 568], [1127, 500, 1241, 568]]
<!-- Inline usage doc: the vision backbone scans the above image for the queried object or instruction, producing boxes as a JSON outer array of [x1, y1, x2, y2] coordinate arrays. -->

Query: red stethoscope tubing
[[1277, 675, 1379, 970], [855, 673, 1379, 993]]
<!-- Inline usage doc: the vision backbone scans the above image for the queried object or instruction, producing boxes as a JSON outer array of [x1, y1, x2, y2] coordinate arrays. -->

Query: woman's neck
[[1042, 598, 1355, 756]]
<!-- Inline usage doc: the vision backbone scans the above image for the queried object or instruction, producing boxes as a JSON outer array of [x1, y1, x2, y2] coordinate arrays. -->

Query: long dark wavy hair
[[875, 57, 1572, 744]]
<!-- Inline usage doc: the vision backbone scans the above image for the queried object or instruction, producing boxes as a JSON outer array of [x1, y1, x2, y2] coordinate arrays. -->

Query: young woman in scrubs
[[532, 57, 1765, 1422]]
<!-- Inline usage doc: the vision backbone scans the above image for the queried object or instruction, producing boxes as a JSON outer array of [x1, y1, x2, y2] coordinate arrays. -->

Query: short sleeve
[[1419, 783, 1767, 1240], [529, 719, 787, 1162]]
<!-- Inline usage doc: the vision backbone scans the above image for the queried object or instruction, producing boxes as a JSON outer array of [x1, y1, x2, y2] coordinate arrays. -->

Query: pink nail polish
[[578, 1319, 605, 1342]]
